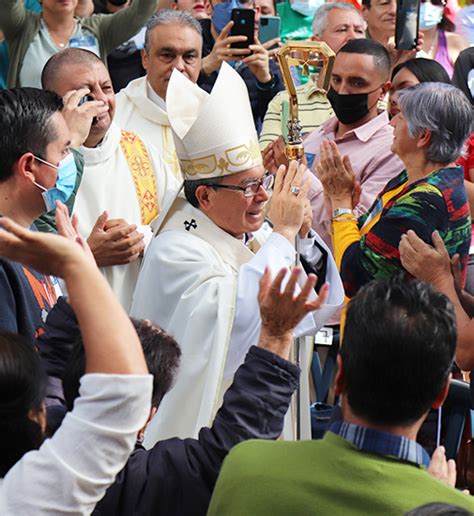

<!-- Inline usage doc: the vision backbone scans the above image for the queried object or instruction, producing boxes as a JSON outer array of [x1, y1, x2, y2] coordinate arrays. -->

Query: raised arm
[[92, 0, 158, 55], [0, 0, 28, 40], [0, 209, 151, 514], [128, 269, 327, 516]]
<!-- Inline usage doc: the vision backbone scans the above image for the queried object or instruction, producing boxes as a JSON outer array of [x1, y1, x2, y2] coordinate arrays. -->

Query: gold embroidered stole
[[119, 130, 159, 225]]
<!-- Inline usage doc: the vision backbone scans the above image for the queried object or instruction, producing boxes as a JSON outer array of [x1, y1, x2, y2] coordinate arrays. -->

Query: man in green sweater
[[208, 276, 474, 515]]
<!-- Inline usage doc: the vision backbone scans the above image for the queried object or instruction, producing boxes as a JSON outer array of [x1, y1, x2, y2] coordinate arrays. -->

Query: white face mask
[[290, 0, 325, 17], [419, 2, 444, 30]]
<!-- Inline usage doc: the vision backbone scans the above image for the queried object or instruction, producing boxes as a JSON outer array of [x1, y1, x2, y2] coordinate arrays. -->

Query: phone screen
[[395, 0, 420, 50]]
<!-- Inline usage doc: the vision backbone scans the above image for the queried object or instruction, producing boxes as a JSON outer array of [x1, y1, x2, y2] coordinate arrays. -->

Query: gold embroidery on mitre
[[181, 154, 218, 177], [180, 139, 262, 179], [226, 139, 261, 168]]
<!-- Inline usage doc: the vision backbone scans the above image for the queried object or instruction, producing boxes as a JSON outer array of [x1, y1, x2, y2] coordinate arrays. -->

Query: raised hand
[[0, 217, 90, 278], [201, 21, 251, 75], [316, 140, 356, 208], [427, 446, 457, 489], [55, 201, 95, 265], [242, 37, 272, 84], [268, 160, 310, 244], [257, 267, 329, 360], [399, 229, 451, 285], [61, 88, 109, 148]]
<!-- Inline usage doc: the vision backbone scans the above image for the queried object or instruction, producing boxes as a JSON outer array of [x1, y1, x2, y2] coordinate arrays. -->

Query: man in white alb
[[131, 63, 344, 445], [115, 10, 203, 178], [42, 48, 180, 310]]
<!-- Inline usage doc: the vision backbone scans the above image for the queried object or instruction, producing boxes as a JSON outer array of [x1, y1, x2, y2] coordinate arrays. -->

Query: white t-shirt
[[0, 373, 152, 515]]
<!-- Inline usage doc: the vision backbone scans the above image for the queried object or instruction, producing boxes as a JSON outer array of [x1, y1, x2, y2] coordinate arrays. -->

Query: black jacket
[[37, 302, 299, 516], [93, 346, 299, 516]]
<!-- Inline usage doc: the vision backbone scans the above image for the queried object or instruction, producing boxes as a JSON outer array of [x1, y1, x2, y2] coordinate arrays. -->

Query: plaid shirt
[[329, 421, 431, 468]]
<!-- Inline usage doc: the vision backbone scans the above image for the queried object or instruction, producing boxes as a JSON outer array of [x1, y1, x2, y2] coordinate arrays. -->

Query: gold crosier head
[[276, 41, 335, 160]]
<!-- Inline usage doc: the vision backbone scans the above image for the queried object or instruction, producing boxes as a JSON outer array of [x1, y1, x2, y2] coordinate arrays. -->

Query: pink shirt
[[303, 110, 404, 250]]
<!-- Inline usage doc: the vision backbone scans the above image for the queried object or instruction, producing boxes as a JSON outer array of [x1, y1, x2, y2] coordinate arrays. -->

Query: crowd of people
[[0, 0, 473, 513]]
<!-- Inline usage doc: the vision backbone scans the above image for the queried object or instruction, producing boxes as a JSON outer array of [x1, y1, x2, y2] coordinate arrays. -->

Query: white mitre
[[166, 62, 262, 180]]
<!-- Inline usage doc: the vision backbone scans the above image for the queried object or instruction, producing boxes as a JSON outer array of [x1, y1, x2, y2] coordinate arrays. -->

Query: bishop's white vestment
[[75, 122, 180, 311], [131, 195, 344, 445], [115, 76, 181, 179]]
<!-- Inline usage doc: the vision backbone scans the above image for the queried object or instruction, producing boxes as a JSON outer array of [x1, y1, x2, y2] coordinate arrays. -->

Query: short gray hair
[[398, 82, 473, 164], [311, 2, 363, 37], [144, 9, 202, 54]]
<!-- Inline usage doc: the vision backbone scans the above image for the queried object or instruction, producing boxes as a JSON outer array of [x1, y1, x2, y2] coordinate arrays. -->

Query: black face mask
[[327, 85, 383, 125]]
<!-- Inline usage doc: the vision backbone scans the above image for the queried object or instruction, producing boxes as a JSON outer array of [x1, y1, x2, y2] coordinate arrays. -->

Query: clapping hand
[[55, 201, 95, 265], [87, 213, 145, 267], [317, 140, 356, 209]]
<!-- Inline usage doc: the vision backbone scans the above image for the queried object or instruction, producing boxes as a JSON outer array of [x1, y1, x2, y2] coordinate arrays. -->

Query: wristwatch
[[332, 208, 353, 219]]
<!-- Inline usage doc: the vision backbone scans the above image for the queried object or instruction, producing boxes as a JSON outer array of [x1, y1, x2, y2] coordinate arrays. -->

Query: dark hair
[[144, 10, 202, 54], [183, 177, 224, 208], [452, 48, 474, 105], [63, 319, 181, 410], [439, 15, 455, 33], [361, 0, 371, 8], [0, 331, 48, 477], [391, 57, 451, 84], [41, 48, 105, 91], [338, 38, 391, 79], [0, 88, 63, 182], [341, 276, 456, 426], [405, 502, 472, 515]]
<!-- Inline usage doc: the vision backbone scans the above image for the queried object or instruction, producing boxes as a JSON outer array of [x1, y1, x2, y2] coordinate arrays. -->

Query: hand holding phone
[[395, 0, 420, 50]]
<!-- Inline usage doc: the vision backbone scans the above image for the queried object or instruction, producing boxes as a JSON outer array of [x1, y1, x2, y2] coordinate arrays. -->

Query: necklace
[[46, 19, 76, 49], [428, 30, 438, 58]]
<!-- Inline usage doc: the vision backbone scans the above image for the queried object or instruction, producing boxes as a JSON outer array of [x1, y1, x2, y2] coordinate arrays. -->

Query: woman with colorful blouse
[[318, 82, 473, 299]]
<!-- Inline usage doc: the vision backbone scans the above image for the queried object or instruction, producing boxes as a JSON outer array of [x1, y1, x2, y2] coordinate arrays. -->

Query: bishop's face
[[198, 166, 270, 239]]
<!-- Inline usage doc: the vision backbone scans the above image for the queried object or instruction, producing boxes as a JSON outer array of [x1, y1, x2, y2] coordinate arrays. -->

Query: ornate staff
[[276, 41, 335, 440], [276, 41, 335, 161]]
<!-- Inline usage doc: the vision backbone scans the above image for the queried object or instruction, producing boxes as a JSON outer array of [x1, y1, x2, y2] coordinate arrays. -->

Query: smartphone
[[259, 15, 280, 47], [78, 94, 94, 106], [230, 8, 255, 49], [395, 0, 420, 50]]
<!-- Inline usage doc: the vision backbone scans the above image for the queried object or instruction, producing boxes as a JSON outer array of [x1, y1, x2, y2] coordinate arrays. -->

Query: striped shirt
[[259, 80, 333, 149], [329, 421, 431, 468]]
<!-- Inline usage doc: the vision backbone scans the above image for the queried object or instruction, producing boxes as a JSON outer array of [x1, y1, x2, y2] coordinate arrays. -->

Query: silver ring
[[290, 185, 300, 195]]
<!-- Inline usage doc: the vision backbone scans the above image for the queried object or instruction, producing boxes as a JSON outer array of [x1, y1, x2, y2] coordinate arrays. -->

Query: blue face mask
[[213, 0, 242, 34], [33, 152, 78, 212], [419, 2, 444, 29]]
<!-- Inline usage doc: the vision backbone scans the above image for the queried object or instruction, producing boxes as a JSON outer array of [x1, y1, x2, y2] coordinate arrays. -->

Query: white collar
[[79, 123, 122, 166], [146, 81, 167, 112]]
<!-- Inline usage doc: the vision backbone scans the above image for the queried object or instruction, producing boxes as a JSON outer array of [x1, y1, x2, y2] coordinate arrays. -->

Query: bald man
[[41, 48, 180, 311]]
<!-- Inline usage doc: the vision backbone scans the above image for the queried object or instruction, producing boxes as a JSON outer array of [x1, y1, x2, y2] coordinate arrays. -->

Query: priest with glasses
[[131, 63, 344, 444]]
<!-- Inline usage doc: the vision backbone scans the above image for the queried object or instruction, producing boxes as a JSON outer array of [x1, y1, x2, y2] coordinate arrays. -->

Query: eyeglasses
[[209, 173, 274, 198]]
